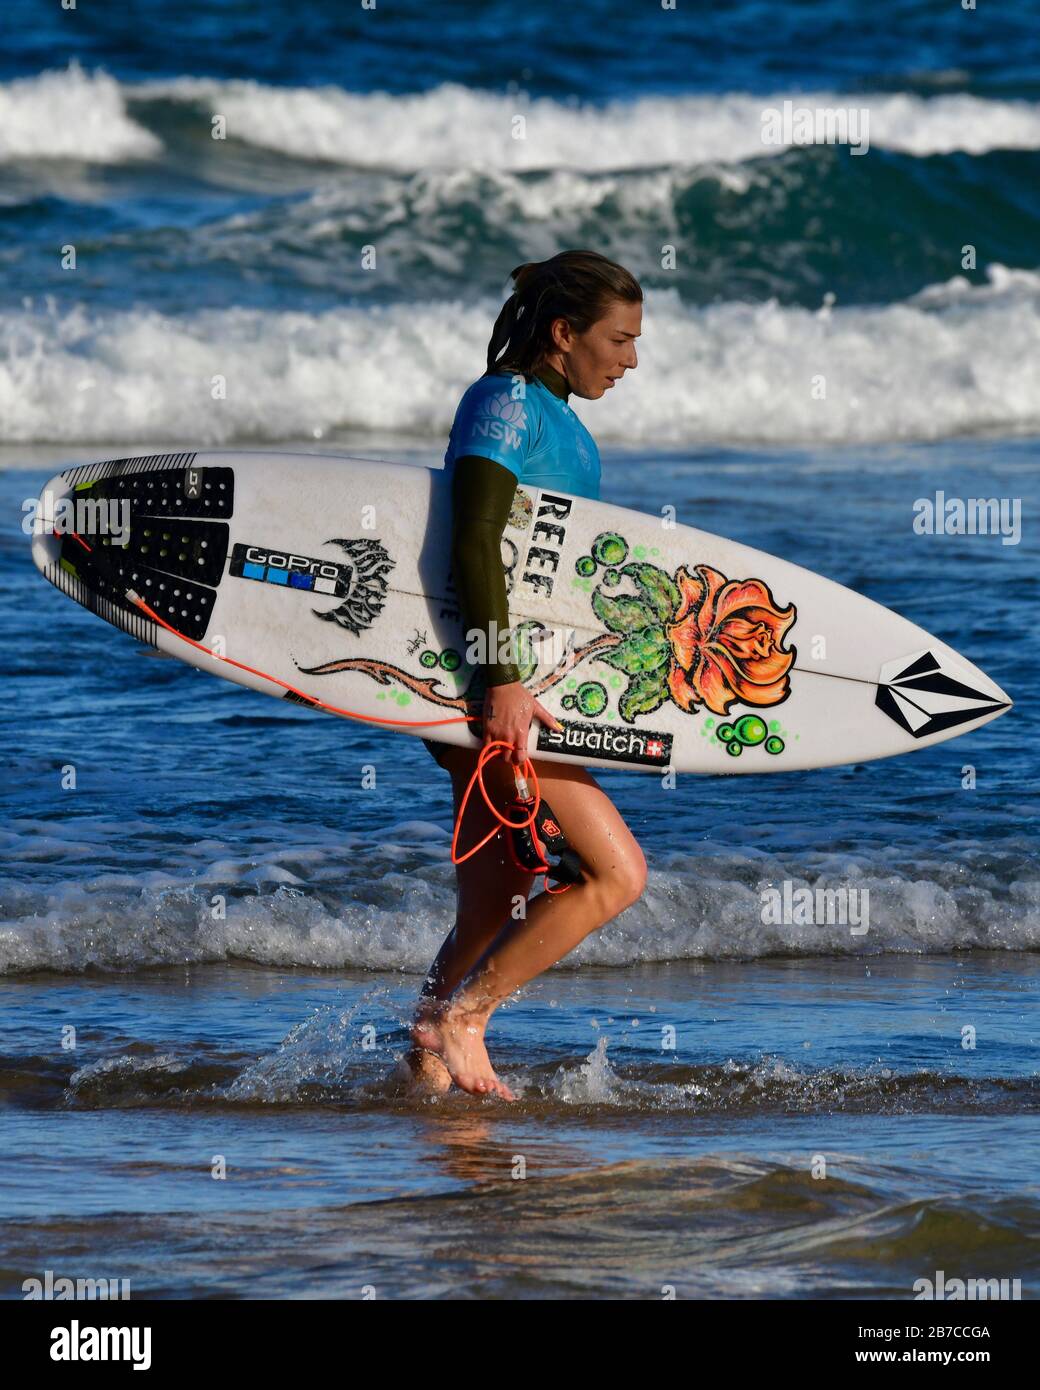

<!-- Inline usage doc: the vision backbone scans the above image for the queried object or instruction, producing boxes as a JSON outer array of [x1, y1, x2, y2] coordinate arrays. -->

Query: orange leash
[[59, 528, 575, 889]]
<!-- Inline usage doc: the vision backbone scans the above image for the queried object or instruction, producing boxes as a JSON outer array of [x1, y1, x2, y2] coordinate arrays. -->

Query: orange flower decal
[[665, 564, 796, 716]]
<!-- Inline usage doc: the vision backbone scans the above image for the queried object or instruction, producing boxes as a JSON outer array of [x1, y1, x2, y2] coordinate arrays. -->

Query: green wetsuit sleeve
[[451, 454, 522, 688]]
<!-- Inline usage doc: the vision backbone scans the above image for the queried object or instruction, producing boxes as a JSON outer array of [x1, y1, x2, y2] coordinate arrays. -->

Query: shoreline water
[[3, 955, 1039, 1298]]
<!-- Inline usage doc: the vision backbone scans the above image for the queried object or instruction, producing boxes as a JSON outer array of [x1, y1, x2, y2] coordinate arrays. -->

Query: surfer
[[405, 251, 647, 1100]]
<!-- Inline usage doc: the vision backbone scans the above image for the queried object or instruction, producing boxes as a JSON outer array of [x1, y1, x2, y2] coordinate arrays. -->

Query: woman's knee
[[523, 762, 648, 911], [583, 840, 648, 916]]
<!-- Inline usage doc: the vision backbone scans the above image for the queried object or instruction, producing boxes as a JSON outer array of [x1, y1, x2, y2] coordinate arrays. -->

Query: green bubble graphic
[[576, 682, 607, 716], [591, 532, 628, 566], [734, 715, 768, 746]]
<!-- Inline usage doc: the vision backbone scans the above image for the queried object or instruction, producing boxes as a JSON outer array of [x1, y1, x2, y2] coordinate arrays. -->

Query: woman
[[408, 250, 647, 1101]]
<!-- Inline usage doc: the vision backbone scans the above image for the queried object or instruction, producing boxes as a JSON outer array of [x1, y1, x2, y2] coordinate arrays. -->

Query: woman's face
[[549, 299, 642, 399]]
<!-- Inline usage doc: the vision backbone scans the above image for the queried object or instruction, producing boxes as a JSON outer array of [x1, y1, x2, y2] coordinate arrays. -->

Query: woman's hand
[[481, 681, 564, 766]]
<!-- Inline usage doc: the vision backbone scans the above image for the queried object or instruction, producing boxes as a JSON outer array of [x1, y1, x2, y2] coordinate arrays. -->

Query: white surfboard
[[30, 450, 1011, 773]]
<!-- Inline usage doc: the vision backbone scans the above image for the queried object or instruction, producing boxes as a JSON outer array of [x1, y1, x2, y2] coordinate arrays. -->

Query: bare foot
[[411, 1004, 516, 1101], [391, 1045, 454, 1095]]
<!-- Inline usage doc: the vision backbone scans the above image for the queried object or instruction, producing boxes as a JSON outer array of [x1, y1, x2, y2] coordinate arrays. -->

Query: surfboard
[[29, 449, 1011, 774]]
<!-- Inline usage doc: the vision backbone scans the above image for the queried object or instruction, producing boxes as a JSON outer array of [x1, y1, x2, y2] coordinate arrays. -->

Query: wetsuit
[[423, 362, 601, 767]]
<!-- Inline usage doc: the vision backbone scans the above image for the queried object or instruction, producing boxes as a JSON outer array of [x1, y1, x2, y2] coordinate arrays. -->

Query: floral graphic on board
[[571, 533, 796, 723], [297, 529, 797, 730]]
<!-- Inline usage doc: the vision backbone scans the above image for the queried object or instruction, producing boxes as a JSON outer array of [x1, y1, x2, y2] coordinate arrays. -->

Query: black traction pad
[[56, 464, 234, 642]]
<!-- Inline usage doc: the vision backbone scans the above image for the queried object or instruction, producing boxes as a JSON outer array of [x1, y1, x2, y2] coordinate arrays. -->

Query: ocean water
[[2, 0, 1039, 1301]]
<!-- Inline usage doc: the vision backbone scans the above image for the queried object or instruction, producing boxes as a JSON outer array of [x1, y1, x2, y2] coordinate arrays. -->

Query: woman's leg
[[412, 756, 648, 1099], [403, 743, 537, 1091], [423, 743, 539, 995]]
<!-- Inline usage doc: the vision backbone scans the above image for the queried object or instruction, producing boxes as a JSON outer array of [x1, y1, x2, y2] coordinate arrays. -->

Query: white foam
[[6, 66, 1040, 167], [125, 75, 1040, 167], [0, 61, 161, 163], [1, 814, 1036, 976], [4, 266, 1039, 447]]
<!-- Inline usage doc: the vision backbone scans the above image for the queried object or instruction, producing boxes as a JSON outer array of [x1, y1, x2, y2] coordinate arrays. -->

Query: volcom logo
[[467, 391, 527, 452], [876, 649, 1010, 738]]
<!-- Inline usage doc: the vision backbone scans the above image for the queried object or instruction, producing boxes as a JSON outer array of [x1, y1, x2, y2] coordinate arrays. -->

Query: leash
[[451, 743, 582, 892], [59, 527, 582, 892]]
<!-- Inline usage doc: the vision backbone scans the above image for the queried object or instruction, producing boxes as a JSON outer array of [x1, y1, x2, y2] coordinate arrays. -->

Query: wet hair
[[485, 250, 642, 378]]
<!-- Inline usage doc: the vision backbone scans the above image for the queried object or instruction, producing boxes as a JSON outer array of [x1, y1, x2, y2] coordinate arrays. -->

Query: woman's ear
[[550, 315, 573, 352]]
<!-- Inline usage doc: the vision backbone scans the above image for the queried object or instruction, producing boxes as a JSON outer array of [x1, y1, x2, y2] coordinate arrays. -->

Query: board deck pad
[[31, 450, 1011, 773]]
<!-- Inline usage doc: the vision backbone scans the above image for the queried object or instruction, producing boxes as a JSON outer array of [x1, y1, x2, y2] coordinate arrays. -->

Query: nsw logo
[[467, 391, 528, 453]]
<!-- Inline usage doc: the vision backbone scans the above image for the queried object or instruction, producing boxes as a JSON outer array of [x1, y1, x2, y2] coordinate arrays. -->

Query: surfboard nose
[[957, 649, 1013, 711], [988, 675, 1013, 711], [29, 471, 72, 574], [955, 656, 1012, 713], [875, 643, 1011, 741]]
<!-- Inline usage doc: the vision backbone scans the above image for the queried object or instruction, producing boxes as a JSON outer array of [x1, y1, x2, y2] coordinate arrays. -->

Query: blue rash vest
[[443, 365, 601, 501]]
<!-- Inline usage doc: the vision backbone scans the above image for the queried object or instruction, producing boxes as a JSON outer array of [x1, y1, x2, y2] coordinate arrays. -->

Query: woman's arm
[[450, 454, 562, 763], [450, 454, 523, 686]]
